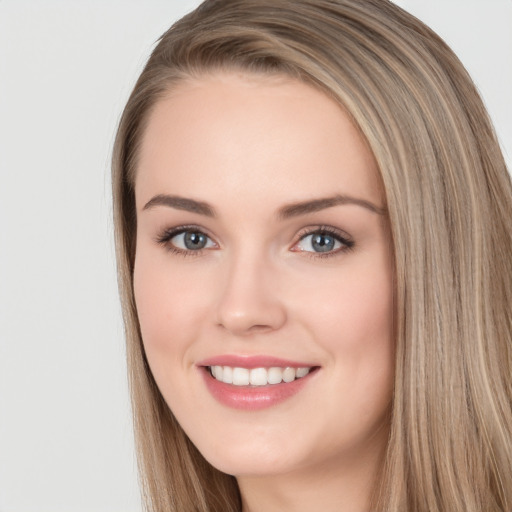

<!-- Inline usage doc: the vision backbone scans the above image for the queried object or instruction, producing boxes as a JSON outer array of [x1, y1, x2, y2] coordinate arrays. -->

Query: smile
[[208, 366, 312, 386], [199, 356, 319, 410]]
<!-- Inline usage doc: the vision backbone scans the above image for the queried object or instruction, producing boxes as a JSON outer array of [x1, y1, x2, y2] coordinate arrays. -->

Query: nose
[[215, 252, 287, 336]]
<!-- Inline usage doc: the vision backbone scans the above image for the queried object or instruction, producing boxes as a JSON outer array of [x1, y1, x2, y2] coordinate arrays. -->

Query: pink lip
[[198, 354, 313, 369], [197, 355, 319, 411]]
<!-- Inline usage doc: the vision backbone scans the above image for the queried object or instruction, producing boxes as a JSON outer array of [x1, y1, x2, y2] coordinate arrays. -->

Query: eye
[[172, 230, 214, 250], [157, 227, 217, 253], [292, 228, 354, 255]]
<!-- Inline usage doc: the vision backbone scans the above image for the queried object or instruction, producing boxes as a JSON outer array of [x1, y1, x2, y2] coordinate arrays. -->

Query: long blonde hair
[[112, 1, 512, 510]]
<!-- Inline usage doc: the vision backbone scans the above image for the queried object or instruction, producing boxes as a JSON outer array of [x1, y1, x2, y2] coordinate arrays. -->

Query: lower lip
[[200, 368, 317, 411]]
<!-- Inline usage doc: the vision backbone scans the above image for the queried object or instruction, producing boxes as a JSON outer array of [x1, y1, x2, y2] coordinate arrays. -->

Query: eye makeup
[[290, 225, 355, 259], [155, 225, 218, 257], [154, 223, 355, 259]]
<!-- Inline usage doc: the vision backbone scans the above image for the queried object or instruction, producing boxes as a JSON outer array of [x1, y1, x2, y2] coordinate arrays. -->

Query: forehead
[[135, 71, 383, 212]]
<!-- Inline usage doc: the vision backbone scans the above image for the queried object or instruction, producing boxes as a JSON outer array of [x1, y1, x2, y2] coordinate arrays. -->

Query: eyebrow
[[143, 194, 216, 216], [277, 194, 386, 218], [142, 193, 386, 218]]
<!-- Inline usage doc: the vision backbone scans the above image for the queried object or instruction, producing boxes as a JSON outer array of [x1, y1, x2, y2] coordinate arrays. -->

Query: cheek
[[133, 250, 210, 366], [342, 269, 393, 346], [294, 259, 394, 352], [293, 256, 395, 412]]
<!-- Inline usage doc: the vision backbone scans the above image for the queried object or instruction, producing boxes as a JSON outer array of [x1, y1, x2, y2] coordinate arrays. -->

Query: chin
[[205, 452, 297, 478], [191, 432, 303, 477]]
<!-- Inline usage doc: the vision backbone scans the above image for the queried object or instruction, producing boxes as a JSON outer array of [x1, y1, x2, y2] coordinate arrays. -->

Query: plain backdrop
[[0, 1, 510, 511]]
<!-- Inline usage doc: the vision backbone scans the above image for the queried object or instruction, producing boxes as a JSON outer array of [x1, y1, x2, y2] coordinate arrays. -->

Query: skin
[[134, 71, 395, 512]]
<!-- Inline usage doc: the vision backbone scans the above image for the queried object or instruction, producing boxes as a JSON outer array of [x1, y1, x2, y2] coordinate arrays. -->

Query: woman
[[112, 1, 512, 510]]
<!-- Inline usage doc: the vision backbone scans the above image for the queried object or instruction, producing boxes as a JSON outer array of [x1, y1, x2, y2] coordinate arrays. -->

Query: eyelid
[[154, 223, 354, 258]]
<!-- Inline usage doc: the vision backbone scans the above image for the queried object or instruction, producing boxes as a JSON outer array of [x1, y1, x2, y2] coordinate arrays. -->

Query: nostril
[[249, 324, 276, 332]]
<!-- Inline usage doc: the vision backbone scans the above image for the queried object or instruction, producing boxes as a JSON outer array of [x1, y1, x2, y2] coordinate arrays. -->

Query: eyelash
[[293, 225, 355, 259], [155, 225, 215, 258], [155, 224, 355, 259]]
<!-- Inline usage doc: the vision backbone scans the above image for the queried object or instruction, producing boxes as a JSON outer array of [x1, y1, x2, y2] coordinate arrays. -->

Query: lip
[[197, 355, 319, 411], [198, 354, 314, 369]]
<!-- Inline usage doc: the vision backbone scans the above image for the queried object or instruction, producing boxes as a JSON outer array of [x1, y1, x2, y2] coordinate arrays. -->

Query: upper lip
[[197, 354, 317, 369]]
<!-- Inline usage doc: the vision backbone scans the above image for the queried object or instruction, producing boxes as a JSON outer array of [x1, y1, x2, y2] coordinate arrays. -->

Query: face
[[133, 71, 394, 480]]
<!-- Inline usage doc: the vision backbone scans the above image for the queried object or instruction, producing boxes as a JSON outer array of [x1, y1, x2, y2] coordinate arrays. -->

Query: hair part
[[112, 1, 512, 510]]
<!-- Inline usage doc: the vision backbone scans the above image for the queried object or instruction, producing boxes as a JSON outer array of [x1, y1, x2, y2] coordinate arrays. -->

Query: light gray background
[[0, 2, 510, 511]]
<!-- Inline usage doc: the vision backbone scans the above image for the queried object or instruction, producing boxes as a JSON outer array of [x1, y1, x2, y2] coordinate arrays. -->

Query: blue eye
[[156, 227, 217, 254], [294, 229, 354, 255], [171, 231, 211, 251]]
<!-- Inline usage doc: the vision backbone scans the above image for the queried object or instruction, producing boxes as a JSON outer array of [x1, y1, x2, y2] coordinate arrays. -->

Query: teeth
[[282, 367, 296, 383], [222, 366, 233, 384], [212, 365, 223, 380], [232, 367, 250, 386], [209, 366, 312, 386], [249, 367, 267, 386], [267, 367, 283, 385], [296, 367, 310, 378]]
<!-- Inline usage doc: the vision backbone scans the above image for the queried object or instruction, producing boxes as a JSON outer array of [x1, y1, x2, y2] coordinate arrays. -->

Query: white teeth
[[282, 367, 296, 383], [209, 366, 312, 386], [296, 367, 310, 378], [232, 367, 250, 386], [213, 365, 223, 380], [222, 366, 233, 384], [268, 367, 283, 384], [249, 367, 268, 386]]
